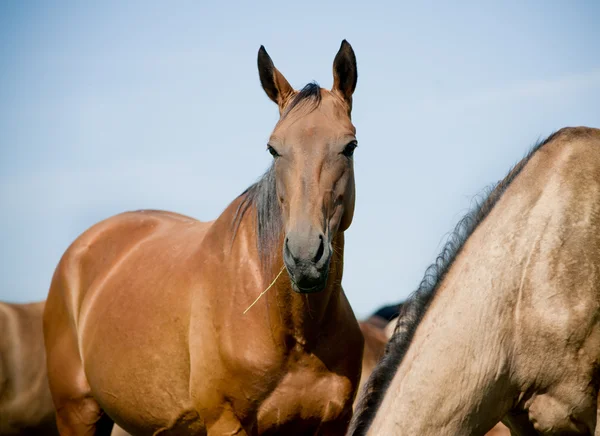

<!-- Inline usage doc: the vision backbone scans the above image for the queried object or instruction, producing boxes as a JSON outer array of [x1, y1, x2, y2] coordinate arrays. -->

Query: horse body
[[351, 127, 600, 435], [45, 206, 359, 435], [45, 41, 363, 435]]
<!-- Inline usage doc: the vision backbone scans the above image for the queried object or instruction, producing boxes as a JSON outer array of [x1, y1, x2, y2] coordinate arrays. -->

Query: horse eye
[[267, 145, 279, 158], [342, 141, 358, 158]]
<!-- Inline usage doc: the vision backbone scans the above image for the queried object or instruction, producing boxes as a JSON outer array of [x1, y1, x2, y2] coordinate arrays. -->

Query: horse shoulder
[[504, 127, 600, 434]]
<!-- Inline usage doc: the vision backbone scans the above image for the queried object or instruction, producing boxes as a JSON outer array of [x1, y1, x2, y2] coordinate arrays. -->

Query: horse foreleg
[[313, 408, 352, 436], [316, 420, 351, 436], [53, 395, 114, 436], [44, 296, 114, 435], [502, 409, 538, 436], [595, 397, 599, 436], [206, 408, 249, 436]]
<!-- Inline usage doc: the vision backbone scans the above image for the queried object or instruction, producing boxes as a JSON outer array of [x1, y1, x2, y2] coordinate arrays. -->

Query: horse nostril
[[284, 237, 296, 263], [313, 234, 325, 264]]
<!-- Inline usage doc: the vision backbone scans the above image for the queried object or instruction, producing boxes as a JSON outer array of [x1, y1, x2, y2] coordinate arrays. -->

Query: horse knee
[[55, 396, 113, 436]]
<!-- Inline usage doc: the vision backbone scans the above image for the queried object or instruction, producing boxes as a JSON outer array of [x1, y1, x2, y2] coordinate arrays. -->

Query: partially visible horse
[[350, 127, 600, 435], [44, 40, 363, 435], [355, 321, 388, 410], [0, 301, 130, 436], [0, 301, 57, 436], [365, 303, 402, 330]]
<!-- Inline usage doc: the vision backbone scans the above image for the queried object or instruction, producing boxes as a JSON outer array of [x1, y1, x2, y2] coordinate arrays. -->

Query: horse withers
[[44, 41, 363, 435]]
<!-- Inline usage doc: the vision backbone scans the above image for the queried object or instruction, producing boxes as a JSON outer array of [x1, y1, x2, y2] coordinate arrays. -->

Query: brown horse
[[356, 304, 404, 399], [355, 321, 388, 410], [43, 40, 363, 435], [0, 301, 57, 436], [351, 127, 600, 435], [365, 303, 403, 330]]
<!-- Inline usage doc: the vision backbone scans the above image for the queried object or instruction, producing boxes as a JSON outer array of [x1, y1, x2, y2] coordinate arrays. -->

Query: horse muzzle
[[283, 231, 331, 293]]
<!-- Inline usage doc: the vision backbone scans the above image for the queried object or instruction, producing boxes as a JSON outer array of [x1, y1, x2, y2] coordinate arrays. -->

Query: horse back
[[47, 210, 206, 322]]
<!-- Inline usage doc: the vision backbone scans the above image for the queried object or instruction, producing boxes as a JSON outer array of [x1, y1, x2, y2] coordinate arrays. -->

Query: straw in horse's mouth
[[243, 265, 286, 314], [243, 264, 328, 314]]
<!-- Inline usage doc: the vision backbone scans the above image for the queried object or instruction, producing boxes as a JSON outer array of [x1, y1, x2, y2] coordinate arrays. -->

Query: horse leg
[[55, 395, 114, 436], [47, 345, 113, 436], [595, 392, 599, 436], [502, 409, 538, 436], [206, 408, 248, 436], [44, 297, 114, 435], [314, 409, 352, 436], [316, 420, 350, 436]]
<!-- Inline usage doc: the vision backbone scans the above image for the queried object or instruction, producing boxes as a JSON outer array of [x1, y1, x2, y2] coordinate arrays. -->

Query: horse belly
[[78, 281, 199, 434]]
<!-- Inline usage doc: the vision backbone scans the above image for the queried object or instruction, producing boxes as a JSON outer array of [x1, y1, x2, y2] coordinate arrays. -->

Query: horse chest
[[255, 361, 355, 433], [187, 341, 356, 434]]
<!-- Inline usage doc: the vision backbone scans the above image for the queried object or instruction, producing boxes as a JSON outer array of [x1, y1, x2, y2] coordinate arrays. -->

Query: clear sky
[[1, 1, 599, 318]]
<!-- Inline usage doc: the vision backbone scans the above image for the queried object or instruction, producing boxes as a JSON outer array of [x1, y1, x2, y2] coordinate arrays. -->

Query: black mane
[[348, 130, 564, 435], [232, 165, 281, 272], [281, 82, 322, 119]]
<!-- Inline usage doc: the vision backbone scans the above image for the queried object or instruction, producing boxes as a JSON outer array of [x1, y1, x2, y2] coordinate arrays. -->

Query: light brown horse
[[0, 301, 57, 436], [43, 40, 363, 435], [351, 127, 600, 435]]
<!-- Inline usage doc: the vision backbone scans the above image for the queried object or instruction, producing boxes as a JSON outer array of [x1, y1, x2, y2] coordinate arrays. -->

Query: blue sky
[[1, 1, 599, 317]]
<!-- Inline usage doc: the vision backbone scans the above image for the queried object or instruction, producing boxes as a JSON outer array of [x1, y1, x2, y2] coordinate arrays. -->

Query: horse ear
[[258, 46, 294, 108], [332, 40, 357, 108]]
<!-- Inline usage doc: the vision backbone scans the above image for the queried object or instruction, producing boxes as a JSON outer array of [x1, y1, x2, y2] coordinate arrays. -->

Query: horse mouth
[[289, 273, 328, 294]]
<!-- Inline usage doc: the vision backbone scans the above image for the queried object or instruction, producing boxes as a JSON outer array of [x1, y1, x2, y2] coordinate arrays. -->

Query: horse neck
[[367, 240, 517, 435], [267, 232, 346, 344]]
